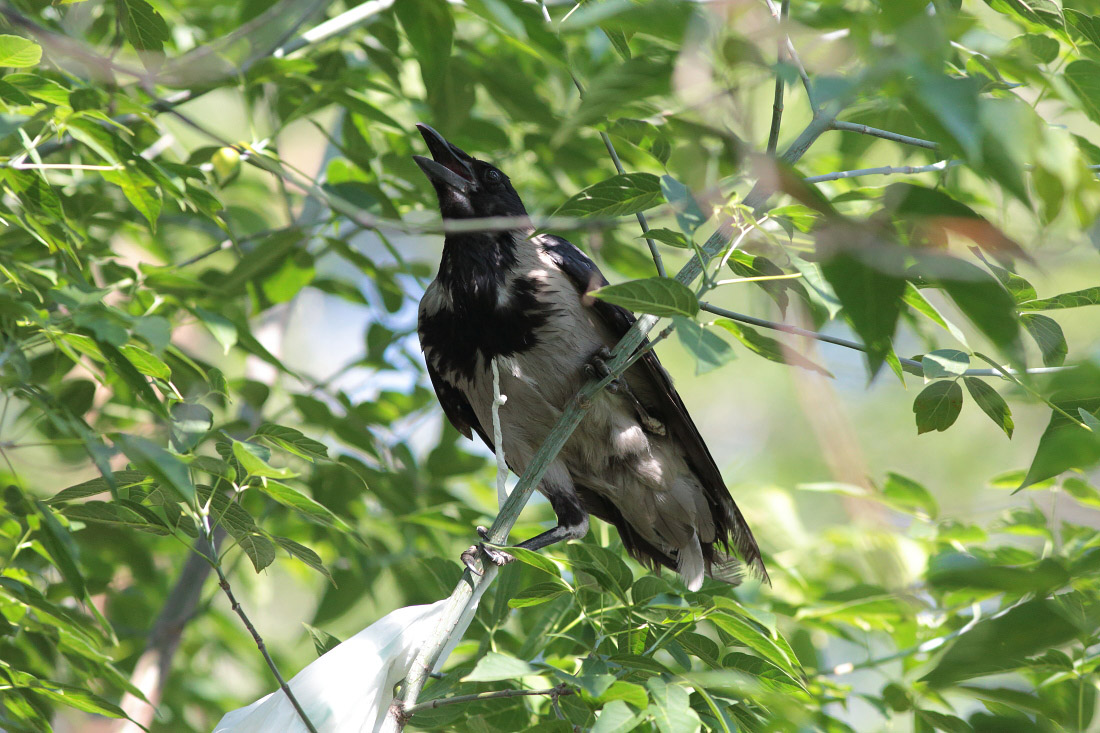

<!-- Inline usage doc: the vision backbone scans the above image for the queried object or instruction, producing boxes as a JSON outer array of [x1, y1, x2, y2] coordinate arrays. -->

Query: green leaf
[[1020, 365, 1100, 489], [1018, 286, 1100, 311], [303, 623, 342, 658], [964, 377, 1014, 438], [34, 501, 85, 598], [115, 0, 170, 53], [274, 536, 333, 582], [101, 170, 161, 230], [1021, 314, 1067, 367], [1063, 477, 1100, 508], [552, 173, 663, 219], [113, 434, 195, 504], [647, 678, 702, 733], [564, 58, 671, 140], [922, 349, 970, 380], [640, 228, 689, 248], [598, 681, 649, 709], [592, 700, 641, 733], [1065, 60, 1100, 126], [881, 472, 938, 519], [508, 581, 571, 608], [567, 543, 633, 600], [192, 306, 237, 354], [463, 651, 537, 682], [255, 423, 329, 462], [820, 248, 906, 377], [709, 611, 802, 683], [505, 546, 562, 578], [660, 175, 707, 234], [62, 501, 171, 535], [592, 277, 698, 317], [119, 344, 170, 380], [913, 381, 964, 435], [49, 470, 149, 503], [674, 317, 734, 374], [258, 481, 348, 532], [713, 320, 830, 376], [921, 599, 1089, 687], [0, 35, 42, 68], [232, 440, 297, 479], [237, 533, 276, 573], [921, 257, 1022, 365]]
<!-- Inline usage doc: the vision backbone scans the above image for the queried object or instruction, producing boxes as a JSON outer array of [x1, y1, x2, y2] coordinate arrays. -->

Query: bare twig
[[700, 301, 1074, 378], [830, 120, 939, 150], [569, 74, 665, 277], [213, 559, 318, 733], [803, 160, 960, 184], [404, 685, 574, 716]]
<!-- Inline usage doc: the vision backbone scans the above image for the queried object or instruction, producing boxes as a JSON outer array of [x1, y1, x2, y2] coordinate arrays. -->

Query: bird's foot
[[584, 346, 621, 394], [460, 526, 514, 575], [586, 348, 667, 436]]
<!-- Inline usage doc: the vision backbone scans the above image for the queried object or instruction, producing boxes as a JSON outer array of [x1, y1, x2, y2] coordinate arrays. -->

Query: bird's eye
[[485, 169, 503, 183]]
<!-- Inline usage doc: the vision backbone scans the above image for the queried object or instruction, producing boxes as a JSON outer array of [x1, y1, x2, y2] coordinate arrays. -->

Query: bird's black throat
[[420, 231, 551, 381]]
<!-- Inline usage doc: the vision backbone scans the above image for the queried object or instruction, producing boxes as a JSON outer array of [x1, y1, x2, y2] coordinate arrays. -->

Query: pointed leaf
[[964, 377, 1014, 438], [592, 277, 698, 317]]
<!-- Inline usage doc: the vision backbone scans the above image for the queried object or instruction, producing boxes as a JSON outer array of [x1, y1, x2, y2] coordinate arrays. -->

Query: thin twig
[[404, 685, 574, 716], [804, 160, 960, 184], [569, 75, 665, 277], [830, 120, 939, 150], [765, 0, 791, 155], [213, 561, 318, 733], [700, 301, 1074, 378]]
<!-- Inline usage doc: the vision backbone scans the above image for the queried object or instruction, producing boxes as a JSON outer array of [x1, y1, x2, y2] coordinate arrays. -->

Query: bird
[[412, 123, 768, 590]]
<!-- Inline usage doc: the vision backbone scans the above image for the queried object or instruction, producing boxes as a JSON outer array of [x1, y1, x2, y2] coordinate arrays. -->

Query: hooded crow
[[413, 124, 768, 590]]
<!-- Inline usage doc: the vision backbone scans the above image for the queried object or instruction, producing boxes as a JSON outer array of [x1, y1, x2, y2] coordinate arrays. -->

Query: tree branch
[[404, 685, 574, 717], [830, 120, 939, 150], [213, 555, 318, 733], [699, 301, 1073, 378], [569, 73, 665, 277], [765, 0, 791, 156], [803, 160, 960, 184]]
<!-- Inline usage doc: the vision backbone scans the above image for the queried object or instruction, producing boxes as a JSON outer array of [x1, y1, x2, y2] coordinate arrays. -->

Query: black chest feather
[[420, 235, 551, 381]]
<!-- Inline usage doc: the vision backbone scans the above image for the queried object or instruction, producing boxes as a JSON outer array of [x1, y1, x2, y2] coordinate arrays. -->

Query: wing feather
[[539, 234, 768, 582]]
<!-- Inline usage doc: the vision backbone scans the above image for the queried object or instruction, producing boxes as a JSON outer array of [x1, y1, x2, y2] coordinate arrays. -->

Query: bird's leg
[[584, 346, 666, 436], [460, 484, 590, 573], [512, 490, 590, 552]]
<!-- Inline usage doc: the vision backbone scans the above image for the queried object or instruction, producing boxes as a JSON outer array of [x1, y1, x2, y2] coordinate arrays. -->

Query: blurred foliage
[[0, 0, 1099, 731]]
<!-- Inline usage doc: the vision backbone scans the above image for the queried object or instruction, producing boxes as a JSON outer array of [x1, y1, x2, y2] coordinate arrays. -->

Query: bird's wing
[[539, 234, 767, 581], [424, 358, 494, 452]]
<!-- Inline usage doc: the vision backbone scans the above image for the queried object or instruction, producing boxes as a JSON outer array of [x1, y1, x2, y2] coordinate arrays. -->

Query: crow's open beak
[[413, 123, 475, 194]]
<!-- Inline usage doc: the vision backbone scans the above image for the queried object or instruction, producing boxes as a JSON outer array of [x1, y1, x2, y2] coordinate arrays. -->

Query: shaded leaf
[[674, 317, 734, 374], [913, 381, 964, 434], [553, 173, 663, 219], [964, 377, 1014, 438], [593, 277, 698, 317]]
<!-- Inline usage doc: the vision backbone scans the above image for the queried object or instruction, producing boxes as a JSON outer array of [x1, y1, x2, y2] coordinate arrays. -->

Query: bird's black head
[[413, 124, 528, 223]]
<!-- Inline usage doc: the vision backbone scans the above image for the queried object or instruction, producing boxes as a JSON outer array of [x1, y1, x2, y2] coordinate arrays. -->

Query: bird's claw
[[461, 526, 514, 574], [585, 346, 621, 393]]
